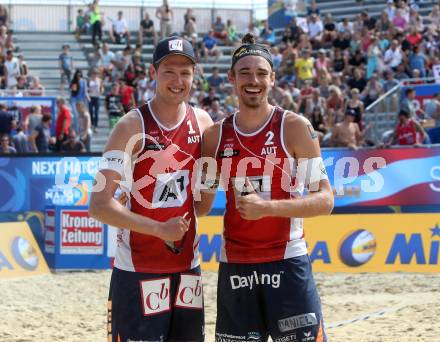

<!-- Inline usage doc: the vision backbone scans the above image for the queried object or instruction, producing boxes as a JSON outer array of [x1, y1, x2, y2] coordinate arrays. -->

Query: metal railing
[[0, 0, 267, 32]]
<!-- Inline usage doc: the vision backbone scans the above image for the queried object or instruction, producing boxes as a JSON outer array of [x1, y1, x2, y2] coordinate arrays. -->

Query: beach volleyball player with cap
[[197, 33, 334, 342], [89, 36, 213, 342]]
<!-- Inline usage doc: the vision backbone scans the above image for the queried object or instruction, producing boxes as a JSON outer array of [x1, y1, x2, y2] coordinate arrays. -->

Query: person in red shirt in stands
[[405, 26, 422, 48], [120, 79, 136, 113], [55, 97, 72, 150], [390, 109, 427, 146]]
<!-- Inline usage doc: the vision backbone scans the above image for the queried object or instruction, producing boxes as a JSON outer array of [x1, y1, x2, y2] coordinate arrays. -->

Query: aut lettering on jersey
[[229, 271, 282, 290]]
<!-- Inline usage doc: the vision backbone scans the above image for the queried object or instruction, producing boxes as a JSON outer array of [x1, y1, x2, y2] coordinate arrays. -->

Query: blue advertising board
[[0, 147, 439, 214]]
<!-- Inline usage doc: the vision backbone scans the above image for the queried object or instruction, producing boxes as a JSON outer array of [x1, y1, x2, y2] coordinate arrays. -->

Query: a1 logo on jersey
[[233, 175, 271, 200], [152, 170, 190, 208], [175, 274, 203, 309], [140, 278, 170, 316]]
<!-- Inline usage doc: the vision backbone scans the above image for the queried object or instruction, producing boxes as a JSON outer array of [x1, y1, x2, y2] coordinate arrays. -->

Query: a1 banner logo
[[175, 274, 203, 309], [140, 278, 170, 316]]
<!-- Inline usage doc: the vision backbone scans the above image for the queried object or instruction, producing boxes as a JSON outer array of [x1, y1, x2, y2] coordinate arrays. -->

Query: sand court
[[1, 271, 439, 341]]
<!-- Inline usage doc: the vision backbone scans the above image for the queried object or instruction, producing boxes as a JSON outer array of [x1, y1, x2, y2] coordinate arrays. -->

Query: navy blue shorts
[[108, 267, 204, 342], [215, 255, 326, 342]]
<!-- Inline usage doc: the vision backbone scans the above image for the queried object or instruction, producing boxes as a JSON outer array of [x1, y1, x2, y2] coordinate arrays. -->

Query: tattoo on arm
[[307, 124, 318, 139]]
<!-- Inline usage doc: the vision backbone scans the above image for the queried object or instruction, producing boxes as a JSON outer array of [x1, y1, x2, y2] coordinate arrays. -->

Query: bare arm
[[193, 108, 216, 217], [29, 130, 39, 152], [237, 114, 334, 219], [89, 111, 189, 241]]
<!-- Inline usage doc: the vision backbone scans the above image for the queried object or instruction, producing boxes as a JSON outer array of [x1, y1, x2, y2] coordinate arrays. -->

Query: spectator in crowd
[[306, 88, 326, 117], [156, 0, 173, 39], [70, 69, 90, 133], [88, 68, 103, 132], [59, 45, 74, 91], [308, 14, 323, 48], [109, 11, 130, 45], [224, 85, 238, 113], [425, 93, 440, 125], [119, 79, 135, 113], [12, 126, 30, 153], [330, 109, 363, 150], [105, 83, 124, 129], [60, 129, 86, 152], [348, 68, 367, 93], [383, 70, 399, 92], [326, 85, 345, 125], [345, 88, 365, 130], [183, 9, 197, 39], [0, 55, 6, 89], [0, 103, 15, 136], [208, 99, 226, 122], [29, 114, 54, 153], [207, 66, 224, 92], [0, 5, 9, 28], [0, 134, 15, 153], [212, 16, 227, 42], [17, 54, 28, 79], [201, 87, 220, 109], [202, 30, 221, 63], [55, 98, 72, 150], [384, 39, 403, 71], [98, 42, 115, 78], [25, 105, 42, 134], [75, 8, 86, 39], [307, 0, 320, 16], [226, 19, 239, 46], [5, 50, 19, 89], [139, 12, 157, 46], [259, 20, 275, 45], [16, 76, 27, 95], [389, 109, 428, 146], [400, 87, 418, 119], [409, 45, 428, 78], [76, 101, 92, 152], [362, 73, 384, 107], [90, 1, 103, 45], [28, 76, 45, 96], [295, 49, 314, 86]]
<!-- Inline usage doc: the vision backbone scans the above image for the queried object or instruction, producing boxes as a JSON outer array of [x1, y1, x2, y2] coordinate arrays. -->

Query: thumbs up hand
[[236, 177, 269, 221]]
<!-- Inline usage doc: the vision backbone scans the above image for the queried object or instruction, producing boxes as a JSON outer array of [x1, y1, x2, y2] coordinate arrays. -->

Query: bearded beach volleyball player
[[198, 33, 334, 342]]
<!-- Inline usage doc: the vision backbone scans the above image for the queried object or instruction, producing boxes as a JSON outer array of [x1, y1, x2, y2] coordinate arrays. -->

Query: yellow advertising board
[[0, 222, 50, 279], [198, 214, 440, 273]]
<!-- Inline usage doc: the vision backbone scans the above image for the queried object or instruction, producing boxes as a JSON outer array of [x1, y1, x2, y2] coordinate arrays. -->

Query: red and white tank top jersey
[[215, 106, 308, 263], [114, 102, 202, 273], [397, 119, 418, 145]]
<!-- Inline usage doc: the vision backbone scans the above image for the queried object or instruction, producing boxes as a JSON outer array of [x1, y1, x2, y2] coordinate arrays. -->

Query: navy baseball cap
[[152, 36, 196, 66]]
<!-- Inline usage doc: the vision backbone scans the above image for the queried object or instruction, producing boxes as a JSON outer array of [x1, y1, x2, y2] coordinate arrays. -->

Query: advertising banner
[[44, 206, 110, 270], [198, 214, 440, 273], [0, 148, 440, 214], [0, 221, 49, 279]]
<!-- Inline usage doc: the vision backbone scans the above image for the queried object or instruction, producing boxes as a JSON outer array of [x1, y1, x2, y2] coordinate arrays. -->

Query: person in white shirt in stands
[[308, 14, 323, 48], [5, 50, 19, 89], [109, 10, 130, 44], [98, 42, 116, 78], [384, 40, 403, 72]]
